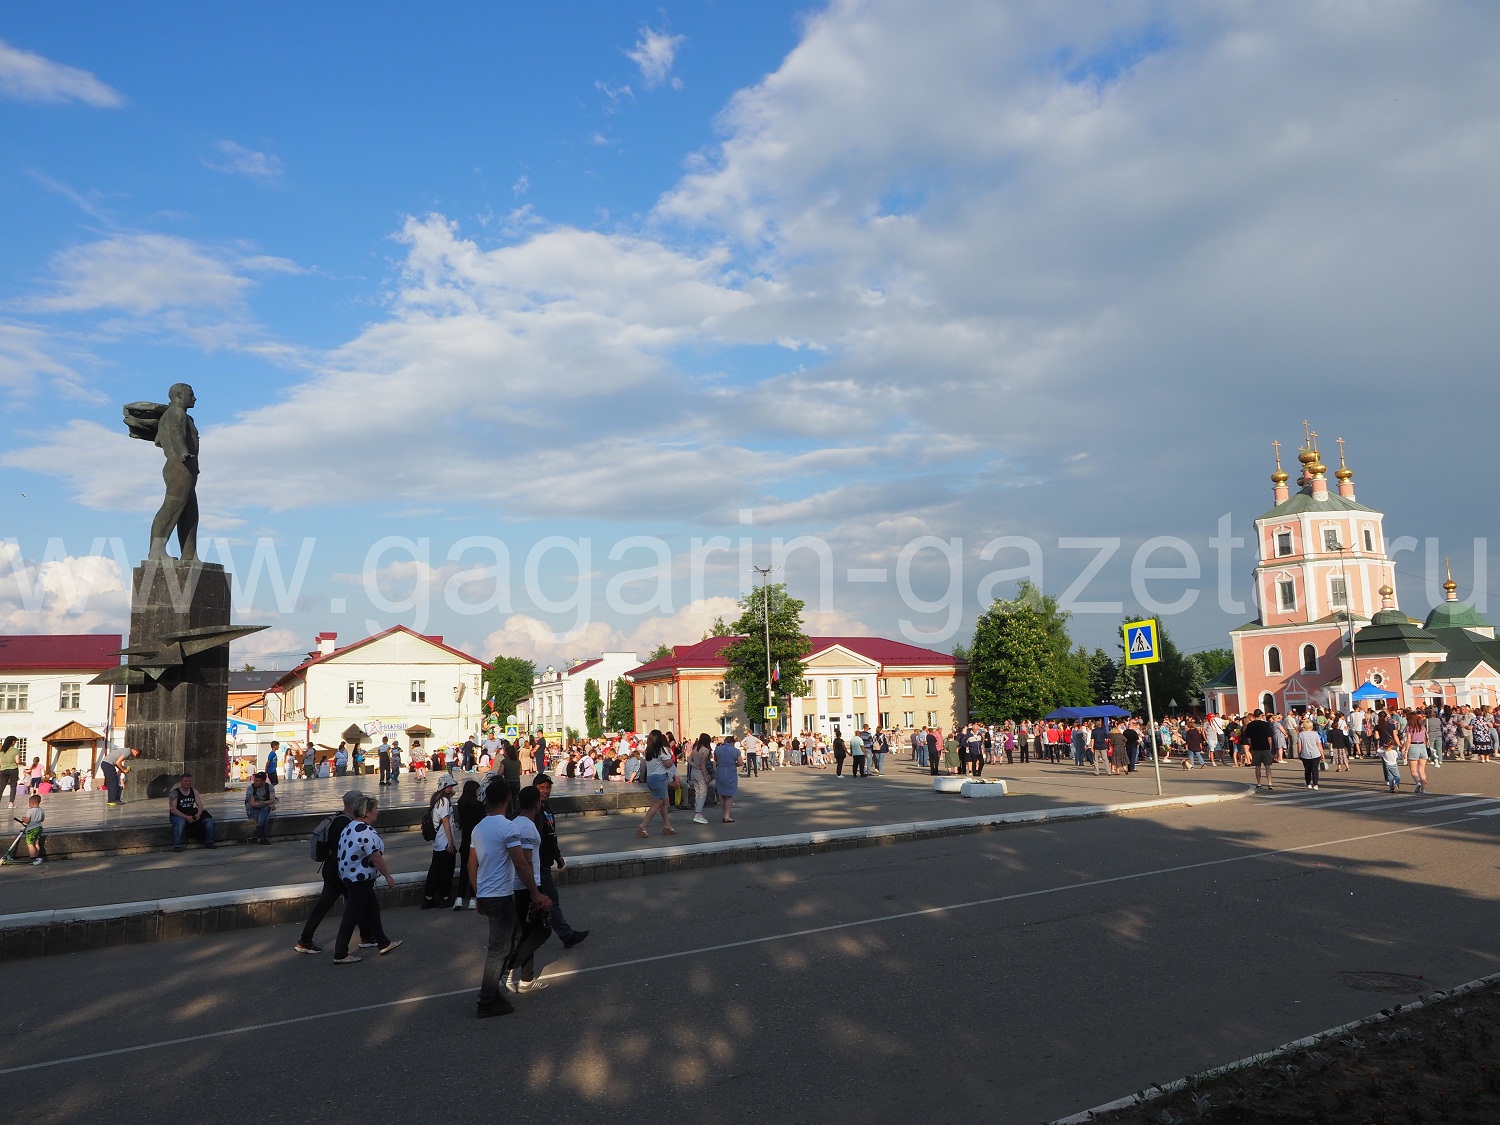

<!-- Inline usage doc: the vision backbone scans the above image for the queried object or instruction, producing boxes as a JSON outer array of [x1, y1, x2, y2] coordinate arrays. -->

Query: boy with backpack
[[294, 790, 374, 954]]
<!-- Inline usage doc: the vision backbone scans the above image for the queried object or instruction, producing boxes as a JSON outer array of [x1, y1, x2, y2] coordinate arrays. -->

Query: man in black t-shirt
[[1241, 709, 1279, 791]]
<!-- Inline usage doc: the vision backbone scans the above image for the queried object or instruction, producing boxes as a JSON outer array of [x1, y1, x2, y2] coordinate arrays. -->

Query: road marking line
[[1404, 798, 1500, 815], [1, 813, 1493, 1077]]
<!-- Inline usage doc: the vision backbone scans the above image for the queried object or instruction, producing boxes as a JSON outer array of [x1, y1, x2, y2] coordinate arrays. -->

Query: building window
[[925, 677, 937, 696], [1330, 577, 1348, 609], [1363, 529, 1374, 552], [409, 680, 426, 704], [1275, 531, 1293, 557], [879, 711, 891, 728], [901, 678, 913, 697], [715, 681, 732, 701], [0, 683, 28, 712], [826, 680, 841, 699], [926, 710, 938, 726], [12, 737, 25, 754], [346, 681, 364, 705], [802, 714, 815, 733], [877, 678, 888, 696], [1371, 671, 1385, 686], [1267, 646, 1282, 674], [1323, 528, 1342, 551], [902, 711, 915, 728], [1301, 644, 1318, 673], [666, 683, 675, 704], [718, 716, 735, 736], [59, 682, 82, 710], [1262, 692, 1275, 714], [852, 678, 866, 698], [640, 688, 648, 707], [654, 685, 662, 705], [1278, 580, 1296, 612]]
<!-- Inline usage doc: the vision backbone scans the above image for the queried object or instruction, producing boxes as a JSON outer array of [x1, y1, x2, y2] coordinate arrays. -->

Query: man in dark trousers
[[295, 790, 373, 954], [927, 727, 941, 776], [377, 737, 391, 786], [532, 774, 590, 950], [964, 724, 985, 777]]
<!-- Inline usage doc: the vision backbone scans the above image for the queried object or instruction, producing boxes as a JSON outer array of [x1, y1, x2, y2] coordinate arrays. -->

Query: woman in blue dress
[[713, 735, 741, 823]]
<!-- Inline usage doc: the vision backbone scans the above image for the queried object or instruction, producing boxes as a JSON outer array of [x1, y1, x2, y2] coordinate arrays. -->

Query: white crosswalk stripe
[[1266, 789, 1500, 815], [1403, 797, 1500, 816]]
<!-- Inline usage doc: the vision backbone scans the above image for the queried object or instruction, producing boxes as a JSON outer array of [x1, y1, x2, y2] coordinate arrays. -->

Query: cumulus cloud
[[28, 233, 253, 314], [203, 140, 284, 182], [0, 323, 94, 398], [626, 27, 686, 90], [0, 38, 122, 107], [0, 541, 128, 635]]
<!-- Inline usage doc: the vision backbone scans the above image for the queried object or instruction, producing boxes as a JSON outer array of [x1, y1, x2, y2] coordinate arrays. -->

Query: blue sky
[[3, 1, 1498, 672]]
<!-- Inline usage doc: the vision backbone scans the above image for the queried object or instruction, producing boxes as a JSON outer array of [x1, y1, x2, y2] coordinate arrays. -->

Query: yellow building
[[625, 635, 968, 739]]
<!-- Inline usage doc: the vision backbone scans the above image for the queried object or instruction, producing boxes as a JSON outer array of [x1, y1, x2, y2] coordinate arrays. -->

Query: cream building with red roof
[[625, 635, 967, 739]]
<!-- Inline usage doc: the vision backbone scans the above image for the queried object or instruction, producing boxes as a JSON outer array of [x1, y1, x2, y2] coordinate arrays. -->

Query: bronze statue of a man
[[124, 383, 200, 562]]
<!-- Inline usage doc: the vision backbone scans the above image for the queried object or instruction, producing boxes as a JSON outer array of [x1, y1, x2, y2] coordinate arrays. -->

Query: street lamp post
[[1332, 540, 1361, 700], [753, 564, 776, 733]]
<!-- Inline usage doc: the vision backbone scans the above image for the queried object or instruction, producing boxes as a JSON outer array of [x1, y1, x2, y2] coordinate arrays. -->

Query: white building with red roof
[[527, 652, 640, 741], [0, 633, 122, 774], [264, 626, 486, 759], [625, 635, 968, 740]]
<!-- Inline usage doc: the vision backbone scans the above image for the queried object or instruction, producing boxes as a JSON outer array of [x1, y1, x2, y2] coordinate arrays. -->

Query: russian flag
[[772, 661, 781, 683]]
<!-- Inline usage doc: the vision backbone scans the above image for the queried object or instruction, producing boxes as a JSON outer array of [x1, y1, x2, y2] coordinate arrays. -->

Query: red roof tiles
[[0, 634, 122, 672]]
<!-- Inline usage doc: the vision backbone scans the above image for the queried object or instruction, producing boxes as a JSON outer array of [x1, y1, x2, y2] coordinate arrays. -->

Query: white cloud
[[0, 38, 122, 107], [0, 323, 93, 398], [0, 541, 128, 636], [203, 140, 284, 182], [595, 80, 634, 113], [626, 27, 686, 90], [28, 233, 252, 314]]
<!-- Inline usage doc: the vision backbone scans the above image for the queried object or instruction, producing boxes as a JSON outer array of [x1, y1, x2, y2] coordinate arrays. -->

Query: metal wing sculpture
[[123, 400, 169, 442], [90, 624, 269, 686]]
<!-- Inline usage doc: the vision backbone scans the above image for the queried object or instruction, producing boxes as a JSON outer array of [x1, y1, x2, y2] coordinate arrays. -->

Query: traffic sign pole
[[1142, 663, 1163, 796]]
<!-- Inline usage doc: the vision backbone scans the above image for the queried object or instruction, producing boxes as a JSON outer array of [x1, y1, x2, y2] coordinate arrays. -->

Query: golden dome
[[1444, 577, 1459, 594], [1271, 469, 1290, 484], [1297, 447, 1318, 466], [1308, 459, 1327, 477], [1378, 584, 1394, 597]]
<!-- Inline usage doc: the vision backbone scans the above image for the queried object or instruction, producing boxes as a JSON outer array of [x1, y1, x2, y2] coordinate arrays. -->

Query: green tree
[[1088, 648, 1118, 704], [703, 616, 733, 639], [583, 678, 603, 738], [1191, 647, 1234, 682], [967, 582, 1090, 721], [646, 642, 673, 662], [481, 655, 535, 726], [723, 582, 811, 722], [606, 677, 635, 732]]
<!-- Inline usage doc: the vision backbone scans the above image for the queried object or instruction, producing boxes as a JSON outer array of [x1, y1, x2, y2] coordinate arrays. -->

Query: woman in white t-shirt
[[422, 775, 459, 909]]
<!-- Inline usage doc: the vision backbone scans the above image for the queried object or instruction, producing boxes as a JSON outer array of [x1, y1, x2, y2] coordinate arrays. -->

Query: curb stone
[[0, 786, 1252, 962]]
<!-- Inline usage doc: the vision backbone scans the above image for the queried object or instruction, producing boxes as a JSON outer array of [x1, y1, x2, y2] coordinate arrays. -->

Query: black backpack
[[310, 814, 339, 863], [420, 806, 436, 842]]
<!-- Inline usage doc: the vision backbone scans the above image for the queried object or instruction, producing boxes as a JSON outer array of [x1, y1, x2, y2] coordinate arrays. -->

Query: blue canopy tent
[[1350, 682, 1398, 701], [1044, 705, 1132, 721]]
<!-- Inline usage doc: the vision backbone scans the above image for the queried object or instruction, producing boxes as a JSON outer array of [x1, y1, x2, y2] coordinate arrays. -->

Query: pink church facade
[[1229, 432, 1397, 715]]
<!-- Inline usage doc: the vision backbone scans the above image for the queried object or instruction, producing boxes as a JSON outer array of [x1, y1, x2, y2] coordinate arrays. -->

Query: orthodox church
[[1208, 427, 1498, 716]]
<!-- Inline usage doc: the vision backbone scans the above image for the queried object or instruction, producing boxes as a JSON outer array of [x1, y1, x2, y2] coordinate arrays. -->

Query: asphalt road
[[3, 779, 1499, 1125]]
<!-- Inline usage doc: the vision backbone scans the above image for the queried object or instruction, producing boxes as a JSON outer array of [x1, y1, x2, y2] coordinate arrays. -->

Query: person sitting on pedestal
[[244, 770, 277, 844], [167, 772, 216, 852]]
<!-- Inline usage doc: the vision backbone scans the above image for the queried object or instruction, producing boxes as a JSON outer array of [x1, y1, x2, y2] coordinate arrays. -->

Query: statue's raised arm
[[125, 382, 200, 562]]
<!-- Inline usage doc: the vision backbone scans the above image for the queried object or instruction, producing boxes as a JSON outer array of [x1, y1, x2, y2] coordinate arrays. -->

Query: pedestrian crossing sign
[[764, 706, 778, 719], [1123, 619, 1160, 666]]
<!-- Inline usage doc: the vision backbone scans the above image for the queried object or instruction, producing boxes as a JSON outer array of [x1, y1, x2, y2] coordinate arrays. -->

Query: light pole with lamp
[[752, 564, 777, 735]]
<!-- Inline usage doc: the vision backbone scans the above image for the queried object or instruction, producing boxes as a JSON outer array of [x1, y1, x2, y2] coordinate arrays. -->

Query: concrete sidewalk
[[0, 760, 1255, 960]]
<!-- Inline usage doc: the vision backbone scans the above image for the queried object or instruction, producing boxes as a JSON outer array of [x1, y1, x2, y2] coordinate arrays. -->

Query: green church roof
[[1423, 600, 1491, 631], [1258, 486, 1376, 522]]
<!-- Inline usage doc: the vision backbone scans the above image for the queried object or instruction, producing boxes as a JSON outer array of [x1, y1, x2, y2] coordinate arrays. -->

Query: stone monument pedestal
[[121, 561, 232, 798]]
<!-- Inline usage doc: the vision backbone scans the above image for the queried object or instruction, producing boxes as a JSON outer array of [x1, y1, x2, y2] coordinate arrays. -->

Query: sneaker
[[452, 901, 465, 911], [31, 857, 42, 865], [476, 997, 515, 1018], [468, 900, 478, 910], [332, 955, 361, 964], [692, 815, 708, 824], [379, 939, 403, 955], [106, 801, 119, 807], [562, 929, 590, 950], [294, 941, 322, 954], [518, 977, 548, 992]]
